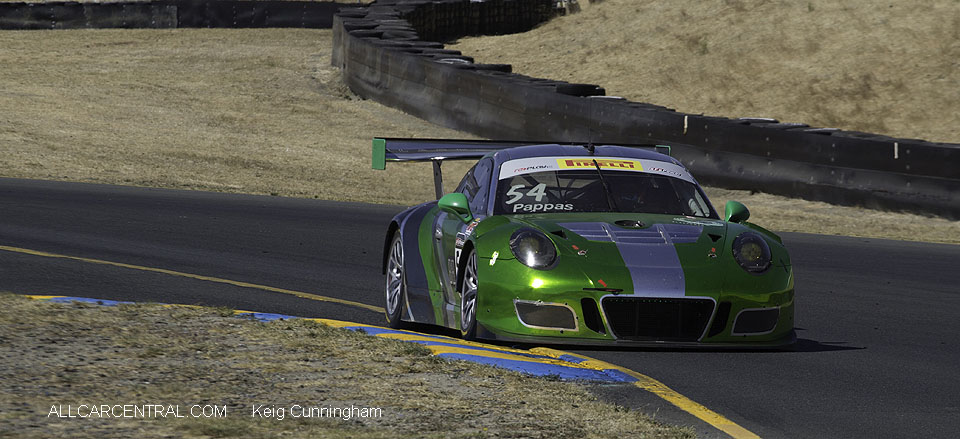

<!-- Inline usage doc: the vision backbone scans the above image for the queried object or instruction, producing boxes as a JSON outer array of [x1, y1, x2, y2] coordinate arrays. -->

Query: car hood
[[495, 213, 730, 297]]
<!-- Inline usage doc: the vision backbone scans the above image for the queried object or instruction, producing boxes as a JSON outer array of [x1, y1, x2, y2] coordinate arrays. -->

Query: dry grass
[[0, 28, 957, 243], [0, 28, 473, 205], [450, 0, 960, 144], [0, 294, 692, 438]]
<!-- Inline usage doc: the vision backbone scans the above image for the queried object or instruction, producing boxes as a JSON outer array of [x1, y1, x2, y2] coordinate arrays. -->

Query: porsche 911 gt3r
[[375, 138, 795, 347]]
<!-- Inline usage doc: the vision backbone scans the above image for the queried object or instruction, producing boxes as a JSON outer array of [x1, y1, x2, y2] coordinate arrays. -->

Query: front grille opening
[[602, 298, 714, 342], [733, 308, 779, 335], [515, 301, 577, 330], [581, 298, 605, 334], [707, 301, 732, 337]]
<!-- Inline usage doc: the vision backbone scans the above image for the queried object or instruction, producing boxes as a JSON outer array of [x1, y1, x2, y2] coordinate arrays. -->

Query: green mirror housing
[[725, 200, 750, 223], [438, 193, 473, 223]]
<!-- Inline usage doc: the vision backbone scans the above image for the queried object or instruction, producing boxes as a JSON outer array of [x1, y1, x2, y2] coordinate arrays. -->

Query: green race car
[[376, 138, 795, 347]]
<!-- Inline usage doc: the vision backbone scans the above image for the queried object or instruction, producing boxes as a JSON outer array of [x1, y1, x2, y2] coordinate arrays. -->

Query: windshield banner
[[499, 156, 695, 183]]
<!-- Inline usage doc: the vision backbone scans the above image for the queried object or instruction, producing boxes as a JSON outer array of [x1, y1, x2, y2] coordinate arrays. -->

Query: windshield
[[494, 167, 717, 217]]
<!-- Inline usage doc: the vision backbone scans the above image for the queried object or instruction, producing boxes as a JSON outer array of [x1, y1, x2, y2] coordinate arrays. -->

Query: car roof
[[491, 144, 683, 166]]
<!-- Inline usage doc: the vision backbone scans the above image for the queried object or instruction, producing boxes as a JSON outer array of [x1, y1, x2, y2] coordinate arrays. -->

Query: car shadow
[[396, 324, 863, 353], [790, 338, 864, 353], [403, 322, 462, 339], [499, 338, 864, 354]]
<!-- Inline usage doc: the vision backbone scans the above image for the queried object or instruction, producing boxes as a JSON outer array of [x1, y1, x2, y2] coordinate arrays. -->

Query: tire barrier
[[333, 0, 960, 219], [0, 0, 343, 29]]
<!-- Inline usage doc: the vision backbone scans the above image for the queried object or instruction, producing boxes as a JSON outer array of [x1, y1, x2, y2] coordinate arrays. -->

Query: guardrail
[[333, 0, 960, 219], [0, 0, 341, 29]]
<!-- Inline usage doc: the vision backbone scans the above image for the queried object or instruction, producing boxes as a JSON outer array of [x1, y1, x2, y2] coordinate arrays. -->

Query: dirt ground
[[0, 28, 957, 243], [451, 0, 960, 144], [0, 294, 692, 438]]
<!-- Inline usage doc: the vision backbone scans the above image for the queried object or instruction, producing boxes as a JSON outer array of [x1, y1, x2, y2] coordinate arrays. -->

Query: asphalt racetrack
[[2, 177, 958, 438]]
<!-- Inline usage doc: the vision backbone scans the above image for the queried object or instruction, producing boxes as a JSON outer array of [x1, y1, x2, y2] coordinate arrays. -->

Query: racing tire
[[384, 233, 407, 329], [459, 248, 479, 340], [555, 83, 605, 97]]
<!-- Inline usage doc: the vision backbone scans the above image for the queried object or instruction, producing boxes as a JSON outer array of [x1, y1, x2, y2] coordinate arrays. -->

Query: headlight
[[732, 232, 771, 274], [509, 229, 557, 270]]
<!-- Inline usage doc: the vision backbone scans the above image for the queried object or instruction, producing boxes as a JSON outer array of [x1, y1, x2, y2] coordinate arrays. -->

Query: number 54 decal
[[505, 183, 547, 204]]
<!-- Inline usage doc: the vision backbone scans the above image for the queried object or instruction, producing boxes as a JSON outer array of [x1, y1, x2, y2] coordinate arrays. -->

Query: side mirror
[[438, 193, 473, 223], [724, 200, 750, 223]]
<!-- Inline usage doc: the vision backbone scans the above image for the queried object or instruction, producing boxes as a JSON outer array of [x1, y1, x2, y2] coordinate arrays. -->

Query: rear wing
[[371, 137, 672, 199]]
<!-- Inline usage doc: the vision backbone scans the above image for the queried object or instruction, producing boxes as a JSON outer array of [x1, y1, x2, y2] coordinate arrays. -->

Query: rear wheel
[[460, 249, 479, 340], [384, 234, 406, 328]]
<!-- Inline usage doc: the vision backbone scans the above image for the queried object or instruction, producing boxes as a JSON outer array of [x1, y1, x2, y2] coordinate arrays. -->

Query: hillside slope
[[451, 0, 960, 143]]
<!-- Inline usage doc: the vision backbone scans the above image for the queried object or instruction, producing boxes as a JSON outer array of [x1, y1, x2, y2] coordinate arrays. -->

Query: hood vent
[[558, 222, 701, 245]]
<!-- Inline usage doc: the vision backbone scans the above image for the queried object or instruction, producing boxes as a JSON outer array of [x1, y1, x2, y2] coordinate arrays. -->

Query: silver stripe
[[559, 222, 702, 297]]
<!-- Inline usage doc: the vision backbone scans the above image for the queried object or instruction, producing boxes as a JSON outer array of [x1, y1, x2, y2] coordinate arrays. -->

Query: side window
[[469, 158, 493, 215], [454, 164, 477, 198]]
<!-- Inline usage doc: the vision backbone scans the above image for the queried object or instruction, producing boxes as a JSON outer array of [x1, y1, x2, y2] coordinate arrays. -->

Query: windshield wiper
[[592, 159, 621, 212]]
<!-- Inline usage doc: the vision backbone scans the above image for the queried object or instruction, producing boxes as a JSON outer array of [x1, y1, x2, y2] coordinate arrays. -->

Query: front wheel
[[460, 249, 479, 340], [384, 233, 407, 329]]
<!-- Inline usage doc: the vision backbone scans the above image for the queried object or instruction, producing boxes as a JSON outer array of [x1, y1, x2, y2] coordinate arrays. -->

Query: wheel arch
[[382, 202, 440, 326], [382, 221, 401, 275], [456, 239, 477, 294]]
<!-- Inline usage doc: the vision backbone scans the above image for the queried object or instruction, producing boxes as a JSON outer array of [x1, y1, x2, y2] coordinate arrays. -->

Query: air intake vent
[[601, 297, 714, 341], [581, 298, 605, 334], [614, 220, 644, 228], [732, 308, 779, 335], [515, 301, 577, 331], [707, 302, 732, 337]]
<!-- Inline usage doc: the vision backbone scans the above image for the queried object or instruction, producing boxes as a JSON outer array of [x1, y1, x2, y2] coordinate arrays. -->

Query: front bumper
[[475, 259, 795, 348], [478, 326, 798, 349]]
